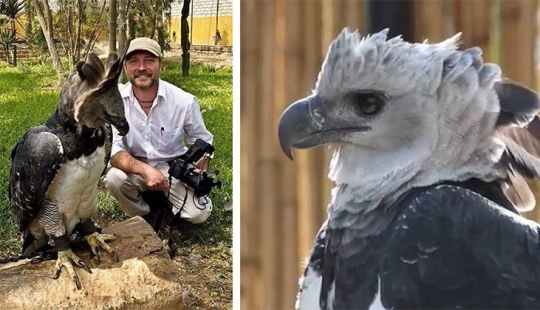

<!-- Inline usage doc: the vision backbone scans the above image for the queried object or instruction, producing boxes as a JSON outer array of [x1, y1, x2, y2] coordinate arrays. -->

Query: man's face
[[124, 51, 162, 90]]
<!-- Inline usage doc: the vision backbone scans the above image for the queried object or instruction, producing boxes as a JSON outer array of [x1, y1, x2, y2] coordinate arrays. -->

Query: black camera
[[168, 139, 222, 197]]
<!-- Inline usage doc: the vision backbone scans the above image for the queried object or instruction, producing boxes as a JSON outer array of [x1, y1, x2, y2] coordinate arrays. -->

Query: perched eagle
[[9, 51, 129, 290], [278, 29, 540, 309]]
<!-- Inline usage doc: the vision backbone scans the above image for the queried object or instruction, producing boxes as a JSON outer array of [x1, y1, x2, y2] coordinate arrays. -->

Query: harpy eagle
[[9, 51, 129, 290], [278, 29, 540, 309]]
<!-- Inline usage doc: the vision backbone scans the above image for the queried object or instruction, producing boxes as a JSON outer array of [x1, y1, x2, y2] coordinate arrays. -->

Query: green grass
[[0, 59, 233, 256]]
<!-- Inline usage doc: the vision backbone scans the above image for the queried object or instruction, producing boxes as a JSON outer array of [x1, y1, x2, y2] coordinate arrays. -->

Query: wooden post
[[451, 0, 495, 62], [181, 0, 191, 77], [240, 0, 261, 308], [500, 0, 536, 88], [412, 0, 448, 42], [281, 0, 305, 307]]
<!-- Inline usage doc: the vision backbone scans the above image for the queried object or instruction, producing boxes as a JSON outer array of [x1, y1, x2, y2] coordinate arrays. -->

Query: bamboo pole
[[258, 0, 279, 306], [276, 0, 304, 307], [500, 0, 536, 88], [412, 0, 448, 42], [452, 0, 494, 62], [239, 0, 262, 308]]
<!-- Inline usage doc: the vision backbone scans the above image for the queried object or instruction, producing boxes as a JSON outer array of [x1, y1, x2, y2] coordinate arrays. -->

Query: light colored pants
[[105, 162, 213, 224]]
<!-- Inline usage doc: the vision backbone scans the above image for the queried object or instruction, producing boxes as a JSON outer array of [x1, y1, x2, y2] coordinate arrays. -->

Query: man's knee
[[105, 167, 128, 192]]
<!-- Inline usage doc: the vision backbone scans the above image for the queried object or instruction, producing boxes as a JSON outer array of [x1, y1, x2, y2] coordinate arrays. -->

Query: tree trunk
[[109, 0, 117, 52], [10, 20, 16, 66], [2, 43, 11, 65], [66, 3, 74, 66], [12, 44, 16, 67], [156, 2, 165, 49], [181, 0, 191, 77], [75, 0, 83, 62], [118, 0, 127, 55], [32, 0, 63, 79]]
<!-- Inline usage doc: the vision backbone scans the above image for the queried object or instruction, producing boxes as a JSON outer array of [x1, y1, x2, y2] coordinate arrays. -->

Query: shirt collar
[[156, 79, 167, 100]]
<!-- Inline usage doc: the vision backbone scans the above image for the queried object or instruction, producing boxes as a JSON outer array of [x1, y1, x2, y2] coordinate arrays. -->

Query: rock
[[224, 200, 233, 211], [0, 216, 184, 310]]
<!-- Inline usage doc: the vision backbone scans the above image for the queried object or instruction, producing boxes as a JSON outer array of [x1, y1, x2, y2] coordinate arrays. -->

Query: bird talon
[[79, 260, 92, 274], [73, 275, 82, 290], [85, 232, 120, 263], [53, 268, 61, 279], [112, 250, 119, 262]]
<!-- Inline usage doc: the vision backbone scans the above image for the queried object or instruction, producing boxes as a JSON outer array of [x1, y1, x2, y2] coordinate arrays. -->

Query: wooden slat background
[[240, 0, 539, 309]]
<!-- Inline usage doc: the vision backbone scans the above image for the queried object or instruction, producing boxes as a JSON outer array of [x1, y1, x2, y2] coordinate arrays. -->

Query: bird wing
[[498, 122, 540, 212], [492, 81, 540, 212], [380, 184, 540, 309], [314, 185, 540, 309], [296, 222, 327, 310], [10, 126, 64, 232]]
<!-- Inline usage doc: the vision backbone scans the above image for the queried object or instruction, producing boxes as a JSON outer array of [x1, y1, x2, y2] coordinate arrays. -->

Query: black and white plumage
[[9, 51, 129, 290], [278, 29, 540, 309]]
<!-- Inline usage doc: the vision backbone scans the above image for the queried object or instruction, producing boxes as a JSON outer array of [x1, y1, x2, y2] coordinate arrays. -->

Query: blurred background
[[240, 0, 540, 308]]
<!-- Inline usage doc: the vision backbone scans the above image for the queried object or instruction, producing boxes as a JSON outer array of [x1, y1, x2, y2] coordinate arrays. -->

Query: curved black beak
[[278, 96, 325, 160], [278, 95, 371, 160], [114, 120, 130, 136]]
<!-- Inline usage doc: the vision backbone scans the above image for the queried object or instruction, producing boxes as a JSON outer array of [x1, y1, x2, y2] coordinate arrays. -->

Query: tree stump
[[0, 216, 184, 310]]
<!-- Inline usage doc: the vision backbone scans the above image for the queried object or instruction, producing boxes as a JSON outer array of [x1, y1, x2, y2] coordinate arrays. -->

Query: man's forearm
[[110, 150, 148, 176]]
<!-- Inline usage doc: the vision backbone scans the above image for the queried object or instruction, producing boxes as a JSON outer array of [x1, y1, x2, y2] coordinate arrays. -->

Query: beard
[[130, 69, 158, 90]]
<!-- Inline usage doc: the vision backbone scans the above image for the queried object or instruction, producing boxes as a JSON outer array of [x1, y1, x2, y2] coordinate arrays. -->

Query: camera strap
[[165, 175, 188, 242]]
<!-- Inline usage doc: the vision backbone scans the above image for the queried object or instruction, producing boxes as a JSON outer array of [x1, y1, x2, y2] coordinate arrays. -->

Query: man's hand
[[110, 151, 169, 193], [194, 155, 210, 172], [180, 157, 210, 191], [142, 165, 169, 193]]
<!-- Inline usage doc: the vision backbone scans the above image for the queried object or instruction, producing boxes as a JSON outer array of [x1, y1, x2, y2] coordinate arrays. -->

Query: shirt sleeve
[[110, 125, 126, 158], [183, 96, 214, 146]]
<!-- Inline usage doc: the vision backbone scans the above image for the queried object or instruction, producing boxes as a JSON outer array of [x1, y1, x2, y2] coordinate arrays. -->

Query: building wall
[[170, 0, 233, 46]]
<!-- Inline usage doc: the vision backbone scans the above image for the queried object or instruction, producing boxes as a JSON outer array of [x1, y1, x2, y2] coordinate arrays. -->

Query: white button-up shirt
[[111, 79, 214, 167]]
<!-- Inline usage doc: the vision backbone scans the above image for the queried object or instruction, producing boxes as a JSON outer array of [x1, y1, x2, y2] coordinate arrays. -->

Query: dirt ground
[[165, 50, 233, 69], [92, 41, 233, 69]]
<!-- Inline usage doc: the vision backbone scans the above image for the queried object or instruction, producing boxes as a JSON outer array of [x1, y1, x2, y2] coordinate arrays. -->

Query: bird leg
[[52, 235, 92, 290], [77, 218, 120, 263], [84, 232, 119, 263]]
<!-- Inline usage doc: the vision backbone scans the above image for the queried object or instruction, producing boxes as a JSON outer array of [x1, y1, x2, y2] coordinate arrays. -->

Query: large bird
[[279, 29, 540, 309], [9, 51, 129, 290]]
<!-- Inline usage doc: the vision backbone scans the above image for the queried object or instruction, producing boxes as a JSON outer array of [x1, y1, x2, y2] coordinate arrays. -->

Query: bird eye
[[359, 98, 380, 115], [347, 91, 388, 116], [355, 95, 384, 116]]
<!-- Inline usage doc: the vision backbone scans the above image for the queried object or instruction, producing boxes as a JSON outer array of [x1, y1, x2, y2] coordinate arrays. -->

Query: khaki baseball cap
[[126, 37, 163, 58]]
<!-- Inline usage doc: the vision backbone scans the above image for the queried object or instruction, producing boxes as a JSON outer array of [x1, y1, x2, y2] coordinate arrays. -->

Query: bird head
[[64, 47, 130, 136], [279, 28, 506, 188]]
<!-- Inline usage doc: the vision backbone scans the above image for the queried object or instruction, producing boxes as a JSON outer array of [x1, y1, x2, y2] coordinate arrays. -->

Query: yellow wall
[[170, 16, 233, 46], [9, 13, 233, 47]]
